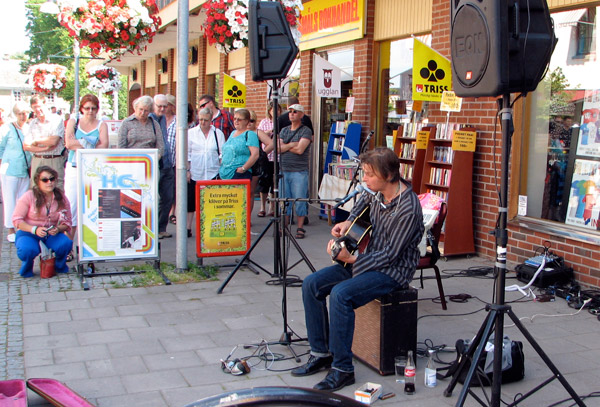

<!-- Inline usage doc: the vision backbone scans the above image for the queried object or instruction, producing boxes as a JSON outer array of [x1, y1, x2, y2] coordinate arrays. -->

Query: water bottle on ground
[[424, 349, 437, 388]]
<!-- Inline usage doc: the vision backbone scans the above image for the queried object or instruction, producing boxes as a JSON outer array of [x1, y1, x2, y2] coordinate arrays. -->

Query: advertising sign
[[314, 54, 342, 98], [565, 159, 600, 230], [76, 149, 159, 262], [196, 179, 251, 257], [412, 38, 452, 102], [299, 0, 365, 51], [223, 74, 246, 108]]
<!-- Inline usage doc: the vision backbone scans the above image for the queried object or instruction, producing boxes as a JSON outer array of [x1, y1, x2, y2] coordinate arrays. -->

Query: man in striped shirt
[[291, 147, 424, 392]]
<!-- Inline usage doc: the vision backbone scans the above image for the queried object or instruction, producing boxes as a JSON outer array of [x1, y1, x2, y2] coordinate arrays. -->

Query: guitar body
[[330, 206, 372, 267]]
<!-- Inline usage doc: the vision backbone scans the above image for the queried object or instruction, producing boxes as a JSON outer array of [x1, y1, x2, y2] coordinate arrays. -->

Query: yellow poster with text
[[452, 130, 477, 152], [197, 181, 250, 257], [412, 39, 452, 102], [223, 74, 246, 108]]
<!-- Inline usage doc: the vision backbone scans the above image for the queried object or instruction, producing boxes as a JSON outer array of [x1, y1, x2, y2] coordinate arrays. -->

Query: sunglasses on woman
[[40, 176, 56, 183]]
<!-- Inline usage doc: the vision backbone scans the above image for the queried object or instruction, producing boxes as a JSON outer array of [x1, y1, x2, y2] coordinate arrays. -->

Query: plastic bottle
[[404, 350, 416, 394], [424, 349, 437, 387]]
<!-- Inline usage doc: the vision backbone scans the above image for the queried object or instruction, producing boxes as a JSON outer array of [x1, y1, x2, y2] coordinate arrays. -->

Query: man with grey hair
[[150, 94, 175, 239], [24, 94, 66, 189]]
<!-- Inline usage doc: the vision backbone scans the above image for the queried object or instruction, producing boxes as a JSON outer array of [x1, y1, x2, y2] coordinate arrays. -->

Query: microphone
[[335, 185, 367, 208]]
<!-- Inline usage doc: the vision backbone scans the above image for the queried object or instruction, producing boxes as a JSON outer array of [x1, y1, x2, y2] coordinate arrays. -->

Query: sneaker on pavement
[[7, 233, 16, 243], [158, 231, 172, 239]]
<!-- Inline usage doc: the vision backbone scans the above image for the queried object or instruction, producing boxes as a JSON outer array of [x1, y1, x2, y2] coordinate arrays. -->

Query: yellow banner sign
[[196, 180, 250, 257], [412, 39, 452, 102], [298, 0, 365, 51], [440, 91, 463, 112], [416, 131, 429, 150], [223, 74, 246, 108], [451, 130, 477, 152]]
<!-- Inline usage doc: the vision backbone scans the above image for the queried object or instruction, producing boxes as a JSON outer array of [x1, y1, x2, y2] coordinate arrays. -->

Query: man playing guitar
[[291, 147, 424, 392]]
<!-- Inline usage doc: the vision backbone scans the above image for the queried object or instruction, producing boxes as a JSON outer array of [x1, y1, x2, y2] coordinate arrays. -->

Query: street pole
[[175, 0, 189, 271]]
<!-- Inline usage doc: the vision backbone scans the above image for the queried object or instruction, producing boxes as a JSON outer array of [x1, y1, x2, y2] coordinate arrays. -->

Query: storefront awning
[[553, 8, 587, 28]]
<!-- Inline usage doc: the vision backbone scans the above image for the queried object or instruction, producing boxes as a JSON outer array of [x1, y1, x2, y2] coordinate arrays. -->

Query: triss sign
[[412, 38, 452, 102]]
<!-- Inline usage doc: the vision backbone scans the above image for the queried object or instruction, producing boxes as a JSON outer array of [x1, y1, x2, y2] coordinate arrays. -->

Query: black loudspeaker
[[352, 287, 418, 375], [451, 0, 556, 97], [248, 0, 298, 81]]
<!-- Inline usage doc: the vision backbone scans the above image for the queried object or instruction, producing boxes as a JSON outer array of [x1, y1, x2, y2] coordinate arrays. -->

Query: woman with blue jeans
[[12, 166, 73, 277]]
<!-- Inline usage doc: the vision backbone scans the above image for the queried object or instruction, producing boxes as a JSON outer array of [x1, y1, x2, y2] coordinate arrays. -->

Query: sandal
[[257, 210, 266, 217], [296, 228, 306, 239], [169, 215, 177, 224], [66, 250, 74, 262]]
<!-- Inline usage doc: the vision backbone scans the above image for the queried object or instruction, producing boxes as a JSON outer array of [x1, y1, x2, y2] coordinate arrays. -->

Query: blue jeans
[[302, 264, 401, 372], [15, 231, 73, 277], [280, 170, 308, 217]]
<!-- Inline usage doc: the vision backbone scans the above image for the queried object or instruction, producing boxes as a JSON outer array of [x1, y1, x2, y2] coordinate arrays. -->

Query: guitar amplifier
[[352, 287, 418, 375]]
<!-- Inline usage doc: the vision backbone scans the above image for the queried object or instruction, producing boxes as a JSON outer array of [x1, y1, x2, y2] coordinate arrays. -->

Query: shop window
[[576, 9, 596, 57], [521, 7, 600, 236]]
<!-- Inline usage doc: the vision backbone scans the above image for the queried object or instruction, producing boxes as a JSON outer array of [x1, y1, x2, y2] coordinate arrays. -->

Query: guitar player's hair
[[359, 147, 401, 183]]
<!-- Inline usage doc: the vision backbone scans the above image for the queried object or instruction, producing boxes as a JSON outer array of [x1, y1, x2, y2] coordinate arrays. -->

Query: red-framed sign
[[195, 179, 251, 258]]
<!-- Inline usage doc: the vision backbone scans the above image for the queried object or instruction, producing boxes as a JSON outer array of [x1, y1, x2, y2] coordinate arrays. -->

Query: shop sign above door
[[412, 39, 452, 102], [298, 0, 365, 51]]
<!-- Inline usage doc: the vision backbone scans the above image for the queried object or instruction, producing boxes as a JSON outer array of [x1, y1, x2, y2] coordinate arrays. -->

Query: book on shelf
[[332, 136, 345, 152], [399, 142, 416, 159], [433, 122, 462, 140], [402, 121, 424, 139], [333, 121, 347, 133], [429, 168, 452, 186], [399, 162, 414, 180], [432, 146, 455, 163], [329, 161, 359, 180]]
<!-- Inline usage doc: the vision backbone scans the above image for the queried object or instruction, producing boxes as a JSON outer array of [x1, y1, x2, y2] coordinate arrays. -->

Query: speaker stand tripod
[[443, 94, 585, 407]]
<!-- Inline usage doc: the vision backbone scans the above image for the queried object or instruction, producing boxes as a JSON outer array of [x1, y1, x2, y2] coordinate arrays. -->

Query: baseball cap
[[288, 104, 304, 112]]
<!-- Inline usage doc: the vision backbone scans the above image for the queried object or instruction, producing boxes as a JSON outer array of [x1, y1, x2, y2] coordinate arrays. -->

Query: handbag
[[438, 337, 525, 386], [40, 256, 56, 279]]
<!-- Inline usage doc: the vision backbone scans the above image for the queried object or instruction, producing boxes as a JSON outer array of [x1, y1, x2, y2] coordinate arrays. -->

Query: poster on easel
[[76, 149, 159, 261], [195, 179, 251, 258], [565, 158, 600, 230]]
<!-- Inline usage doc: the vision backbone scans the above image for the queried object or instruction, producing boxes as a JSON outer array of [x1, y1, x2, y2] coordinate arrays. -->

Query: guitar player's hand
[[327, 239, 356, 264], [331, 220, 351, 238]]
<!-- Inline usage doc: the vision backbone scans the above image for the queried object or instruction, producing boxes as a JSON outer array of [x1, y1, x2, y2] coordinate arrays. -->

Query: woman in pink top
[[12, 166, 72, 277]]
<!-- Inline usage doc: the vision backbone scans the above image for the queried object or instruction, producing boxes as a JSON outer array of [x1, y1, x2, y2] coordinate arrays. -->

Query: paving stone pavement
[[1, 205, 599, 407]]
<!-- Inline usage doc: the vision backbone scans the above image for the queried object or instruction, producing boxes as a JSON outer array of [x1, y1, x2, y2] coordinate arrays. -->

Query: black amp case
[[515, 263, 573, 288], [352, 287, 417, 375]]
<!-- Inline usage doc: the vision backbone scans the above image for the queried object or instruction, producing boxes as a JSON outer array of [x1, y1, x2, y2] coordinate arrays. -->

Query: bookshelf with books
[[323, 122, 362, 175], [321, 122, 362, 222], [392, 124, 432, 194], [420, 125, 475, 257]]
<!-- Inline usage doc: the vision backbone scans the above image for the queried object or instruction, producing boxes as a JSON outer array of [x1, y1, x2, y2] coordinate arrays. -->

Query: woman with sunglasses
[[64, 95, 108, 253], [218, 109, 259, 181], [0, 101, 32, 243], [12, 166, 73, 278]]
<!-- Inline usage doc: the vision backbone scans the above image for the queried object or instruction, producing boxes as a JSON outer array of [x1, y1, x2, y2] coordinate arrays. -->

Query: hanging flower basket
[[87, 65, 122, 95], [28, 64, 68, 94], [201, 0, 302, 54], [57, 0, 162, 58]]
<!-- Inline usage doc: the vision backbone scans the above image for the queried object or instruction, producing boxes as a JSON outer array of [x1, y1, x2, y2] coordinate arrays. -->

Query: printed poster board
[[76, 149, 159, 262], [565, 158, 600, 230], [195, 179, 251, 258]]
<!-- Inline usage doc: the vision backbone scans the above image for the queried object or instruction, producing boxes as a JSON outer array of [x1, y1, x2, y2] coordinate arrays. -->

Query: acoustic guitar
[[330, 206, 372, 267]]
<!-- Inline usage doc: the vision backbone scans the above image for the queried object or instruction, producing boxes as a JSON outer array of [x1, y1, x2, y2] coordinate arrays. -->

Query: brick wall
[[429, 0, 600, 289]]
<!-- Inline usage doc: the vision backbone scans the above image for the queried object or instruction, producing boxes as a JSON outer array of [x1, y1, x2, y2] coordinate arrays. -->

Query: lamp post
[[40, 0, 79, 114]]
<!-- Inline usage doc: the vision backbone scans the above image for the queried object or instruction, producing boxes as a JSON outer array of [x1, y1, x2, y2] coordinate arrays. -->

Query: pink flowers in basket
[[57, 0, 162, 58], [28, 64, 68, 94], [201, 0, 302, 54]]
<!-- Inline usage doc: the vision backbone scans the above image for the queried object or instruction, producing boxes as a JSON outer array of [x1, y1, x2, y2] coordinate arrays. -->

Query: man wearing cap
[[150, 94, 175, 239], [278, 104, 312, 239], [24, 95, 66, 189]]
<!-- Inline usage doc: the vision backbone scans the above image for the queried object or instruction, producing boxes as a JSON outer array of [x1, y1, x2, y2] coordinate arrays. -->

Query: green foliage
[[122, 262, 219, 287], [118, 77, 128, 119], [23, 1, 74, 71], [545, 67, 574, 116]]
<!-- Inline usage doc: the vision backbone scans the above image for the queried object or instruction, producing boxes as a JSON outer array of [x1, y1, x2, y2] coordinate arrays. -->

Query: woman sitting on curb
[[12, 166, 72, 278]]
